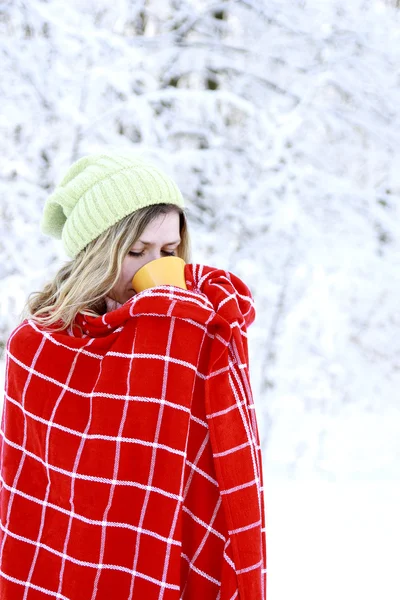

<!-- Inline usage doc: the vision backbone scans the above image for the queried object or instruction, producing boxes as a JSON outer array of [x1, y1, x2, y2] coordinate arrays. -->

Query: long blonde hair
[[24, 204, 191, 331]]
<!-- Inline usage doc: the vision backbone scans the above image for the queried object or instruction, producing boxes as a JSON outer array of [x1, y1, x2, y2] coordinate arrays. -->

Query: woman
[[0, 153, 266, 599]]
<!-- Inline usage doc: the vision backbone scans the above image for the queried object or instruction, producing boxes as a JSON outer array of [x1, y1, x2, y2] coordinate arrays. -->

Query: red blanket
[[0, 264, 266, 599]]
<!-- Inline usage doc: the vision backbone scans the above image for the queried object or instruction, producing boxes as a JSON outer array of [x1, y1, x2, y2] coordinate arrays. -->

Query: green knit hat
[[41, 152, 185, 258]]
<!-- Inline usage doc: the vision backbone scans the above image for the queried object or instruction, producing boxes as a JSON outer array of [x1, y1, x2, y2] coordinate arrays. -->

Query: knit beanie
[[41, 152, 185, 258]]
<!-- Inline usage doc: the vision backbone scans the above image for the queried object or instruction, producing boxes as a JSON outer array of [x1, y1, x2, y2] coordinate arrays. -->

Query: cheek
[[121, 264, 134, 285], [120, 258, 145, 286], [117, 259, 133, 288]]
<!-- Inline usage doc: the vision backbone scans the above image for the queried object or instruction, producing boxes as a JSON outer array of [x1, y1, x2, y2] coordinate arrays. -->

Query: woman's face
[[109, 211, 181, 305]]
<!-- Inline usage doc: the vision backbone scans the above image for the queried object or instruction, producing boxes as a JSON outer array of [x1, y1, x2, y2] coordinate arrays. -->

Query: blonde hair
[[24, 204, 191, 332]]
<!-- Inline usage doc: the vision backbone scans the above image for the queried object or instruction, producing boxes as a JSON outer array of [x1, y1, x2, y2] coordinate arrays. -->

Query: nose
[[147, 249, 163, 263]]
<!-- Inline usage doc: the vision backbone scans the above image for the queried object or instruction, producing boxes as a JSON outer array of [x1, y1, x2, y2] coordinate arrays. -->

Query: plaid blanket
[[0, 264, 266, 599]]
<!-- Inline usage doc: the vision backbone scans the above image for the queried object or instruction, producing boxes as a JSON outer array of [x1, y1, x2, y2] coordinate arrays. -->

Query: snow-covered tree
[[1, 0, 400, 479]]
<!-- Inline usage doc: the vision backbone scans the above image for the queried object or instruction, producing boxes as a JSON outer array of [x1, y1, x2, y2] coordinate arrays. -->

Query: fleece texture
[[0, 264, 266, 599]]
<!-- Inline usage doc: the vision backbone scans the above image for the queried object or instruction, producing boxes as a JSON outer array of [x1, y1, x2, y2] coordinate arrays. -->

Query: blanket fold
[[0, 264, 266, 599]]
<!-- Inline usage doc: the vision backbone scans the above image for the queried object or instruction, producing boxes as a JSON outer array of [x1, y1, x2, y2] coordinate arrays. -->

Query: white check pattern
[[0, 264, 266, 599]]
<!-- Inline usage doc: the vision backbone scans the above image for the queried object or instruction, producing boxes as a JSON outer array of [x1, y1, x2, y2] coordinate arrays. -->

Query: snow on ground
[[1, 356, 399, 600], [267, 480, 400, 600]]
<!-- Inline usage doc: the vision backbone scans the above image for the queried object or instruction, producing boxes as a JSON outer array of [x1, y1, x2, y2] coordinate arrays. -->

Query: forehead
[[137, 211, 181, 244]]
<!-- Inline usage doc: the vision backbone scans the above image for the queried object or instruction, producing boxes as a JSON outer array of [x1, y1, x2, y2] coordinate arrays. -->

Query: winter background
[[1, 0, 400, 597]]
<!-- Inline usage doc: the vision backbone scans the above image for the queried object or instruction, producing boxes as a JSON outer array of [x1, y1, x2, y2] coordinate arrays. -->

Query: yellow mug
[[131, 256, 187, 292]]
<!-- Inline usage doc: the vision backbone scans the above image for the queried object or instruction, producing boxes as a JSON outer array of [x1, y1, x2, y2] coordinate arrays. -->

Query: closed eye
[[128, 249, 177, 258]]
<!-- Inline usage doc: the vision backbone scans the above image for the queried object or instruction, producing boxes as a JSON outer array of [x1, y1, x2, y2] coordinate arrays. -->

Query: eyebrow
[[136, 239, 181, 246]]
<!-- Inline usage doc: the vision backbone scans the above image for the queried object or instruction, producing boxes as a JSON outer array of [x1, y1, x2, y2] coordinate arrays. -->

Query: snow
[[267, 480, 400, 600], [1, 0, 400, 597]]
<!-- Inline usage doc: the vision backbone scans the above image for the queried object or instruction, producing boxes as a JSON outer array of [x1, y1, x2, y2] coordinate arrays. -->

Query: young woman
[[0, 153, 266, 599]]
